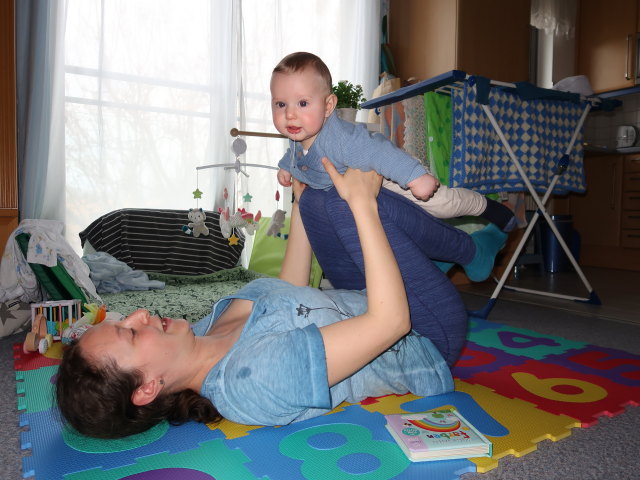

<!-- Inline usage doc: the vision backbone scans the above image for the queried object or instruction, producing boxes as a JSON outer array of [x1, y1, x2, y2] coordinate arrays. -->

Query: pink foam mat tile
[[464, 358, 640, 426], [13, 343, 61, 371], [451, 341, 527, 379], [542, 345, 640, 388]]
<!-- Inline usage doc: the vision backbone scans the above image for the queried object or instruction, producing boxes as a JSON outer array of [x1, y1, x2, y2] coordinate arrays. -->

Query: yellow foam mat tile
[[455, 380, 581, 472]]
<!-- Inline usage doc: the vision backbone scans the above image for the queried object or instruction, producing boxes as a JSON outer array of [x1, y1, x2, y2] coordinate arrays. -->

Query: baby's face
[[270, 69, 334, 150]]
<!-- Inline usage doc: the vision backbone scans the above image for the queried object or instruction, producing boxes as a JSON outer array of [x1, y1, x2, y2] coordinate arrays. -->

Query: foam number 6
[[513, 372, 607, 403], [279, 424, 408, 480]]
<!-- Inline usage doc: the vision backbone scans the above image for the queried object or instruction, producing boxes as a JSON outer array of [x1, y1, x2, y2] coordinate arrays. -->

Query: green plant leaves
[[332, 80, 366, 109]]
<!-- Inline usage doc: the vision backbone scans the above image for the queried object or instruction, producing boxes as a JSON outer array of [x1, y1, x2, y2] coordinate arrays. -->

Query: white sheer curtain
[[57, 0, 379, 255], [16, 0, 66, 222], [237, 0, 380, 261], [63, 0, 240, 253], [530, 0, 577, 39]]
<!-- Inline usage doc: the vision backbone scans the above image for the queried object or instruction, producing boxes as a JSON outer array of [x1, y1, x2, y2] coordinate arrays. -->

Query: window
[[63, 0, 379, 253]]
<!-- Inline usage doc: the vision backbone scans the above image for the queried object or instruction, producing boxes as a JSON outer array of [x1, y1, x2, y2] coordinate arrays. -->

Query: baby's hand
[[277, 168, 292, 187], [407, 174, 440, 201]]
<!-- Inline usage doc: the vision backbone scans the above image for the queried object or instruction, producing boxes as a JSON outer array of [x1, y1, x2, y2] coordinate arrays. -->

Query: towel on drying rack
[[449, 81, 587, 195]]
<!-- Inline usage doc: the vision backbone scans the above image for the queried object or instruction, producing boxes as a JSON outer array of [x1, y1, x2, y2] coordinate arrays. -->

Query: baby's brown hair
[[273, 52, 333, 94]]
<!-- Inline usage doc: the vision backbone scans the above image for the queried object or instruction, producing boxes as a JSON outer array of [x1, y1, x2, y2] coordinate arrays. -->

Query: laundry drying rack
[[361, 70, 620, 319]]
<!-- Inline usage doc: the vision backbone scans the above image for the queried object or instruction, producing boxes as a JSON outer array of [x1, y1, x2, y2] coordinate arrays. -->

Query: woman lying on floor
[[55, 159, 497, 438]]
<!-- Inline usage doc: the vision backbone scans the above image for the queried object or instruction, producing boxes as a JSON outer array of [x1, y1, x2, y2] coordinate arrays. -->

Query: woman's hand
[[279, 178, 312, 287], [292, 178, 307, 204], [321, 157, 382, 205]]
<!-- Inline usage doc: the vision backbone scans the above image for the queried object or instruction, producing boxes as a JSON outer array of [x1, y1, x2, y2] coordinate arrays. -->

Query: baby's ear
[[325, 94, 337, 117]]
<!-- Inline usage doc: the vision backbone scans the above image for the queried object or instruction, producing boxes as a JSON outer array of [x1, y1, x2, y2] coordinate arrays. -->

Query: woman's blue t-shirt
[[192, 278, 453, 426]]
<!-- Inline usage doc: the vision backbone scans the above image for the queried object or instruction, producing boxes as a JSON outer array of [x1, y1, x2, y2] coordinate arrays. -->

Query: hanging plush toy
[[265, 189, 287, 238], [266, 208, 287, 237], [190, 132, 287, 245], [219, 207, 261, 239], [183, 164, 210, 238], [182, 208, 210, 238]]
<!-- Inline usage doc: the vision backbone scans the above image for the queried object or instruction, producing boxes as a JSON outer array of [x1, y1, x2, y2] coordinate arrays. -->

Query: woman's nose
[[124, 309, 150, 326]]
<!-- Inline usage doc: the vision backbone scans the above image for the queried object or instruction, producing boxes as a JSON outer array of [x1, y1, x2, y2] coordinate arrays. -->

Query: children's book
[[384, 409, 492, 462]]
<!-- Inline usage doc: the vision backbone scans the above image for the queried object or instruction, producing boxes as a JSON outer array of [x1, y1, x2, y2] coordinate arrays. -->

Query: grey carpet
[[1, 296, 639, 480]]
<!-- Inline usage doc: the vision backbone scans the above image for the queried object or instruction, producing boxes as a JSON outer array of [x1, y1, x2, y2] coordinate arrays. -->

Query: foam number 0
[[279, 424, 408, 480], [512, 372, 607, 403]]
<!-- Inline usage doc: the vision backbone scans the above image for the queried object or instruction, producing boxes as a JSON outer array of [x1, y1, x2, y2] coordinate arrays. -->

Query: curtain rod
[[230, 127, 286, 139]]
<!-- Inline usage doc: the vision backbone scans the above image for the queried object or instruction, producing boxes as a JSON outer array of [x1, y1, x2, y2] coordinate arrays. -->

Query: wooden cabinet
[[622, 156, 640, 248], [572, 155, 622, 248], [388, 0, 532, 83], [0, 0, 18, 253], [570, 154, 640, 270], [577, 0, 638, 93]]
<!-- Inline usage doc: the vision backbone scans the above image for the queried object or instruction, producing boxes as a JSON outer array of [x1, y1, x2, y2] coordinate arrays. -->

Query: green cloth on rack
[[424, 92, 452, 185], [423, 92, 494, 234]]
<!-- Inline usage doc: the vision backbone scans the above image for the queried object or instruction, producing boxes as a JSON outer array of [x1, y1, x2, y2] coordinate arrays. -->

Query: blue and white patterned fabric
[[449, 82, 587, 195]]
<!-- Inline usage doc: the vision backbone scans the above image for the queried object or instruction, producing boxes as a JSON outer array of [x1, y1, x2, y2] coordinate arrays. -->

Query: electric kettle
[[617, 125, 637, 148]]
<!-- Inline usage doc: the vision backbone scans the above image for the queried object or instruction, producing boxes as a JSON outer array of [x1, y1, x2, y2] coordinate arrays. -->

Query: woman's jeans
[[299, 186, 473, 365]]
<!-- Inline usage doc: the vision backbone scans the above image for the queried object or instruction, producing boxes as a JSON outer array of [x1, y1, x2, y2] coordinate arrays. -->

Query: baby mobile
[[187, 129, 286, 246]]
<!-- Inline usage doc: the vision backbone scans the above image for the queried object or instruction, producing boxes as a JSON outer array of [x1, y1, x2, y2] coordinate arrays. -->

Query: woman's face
[[79, 309, 193, 379]]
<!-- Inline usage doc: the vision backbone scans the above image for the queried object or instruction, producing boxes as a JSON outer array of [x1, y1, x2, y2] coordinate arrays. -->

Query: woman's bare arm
[[318, 158, 411, 386], [279, 179, 313, 287]]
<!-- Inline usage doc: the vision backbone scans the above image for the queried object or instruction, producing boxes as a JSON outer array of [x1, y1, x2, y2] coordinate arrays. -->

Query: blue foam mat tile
[[228, 403, 475, 480], [63, 440, 263, 480], [19, 408, 225, 480]]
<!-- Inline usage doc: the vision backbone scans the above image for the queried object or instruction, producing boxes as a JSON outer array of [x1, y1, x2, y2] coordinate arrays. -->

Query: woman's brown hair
[[55, 340, 222, 439]]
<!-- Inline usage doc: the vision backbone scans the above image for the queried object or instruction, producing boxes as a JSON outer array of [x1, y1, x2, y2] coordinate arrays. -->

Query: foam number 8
[[279, 424, 408, 480]]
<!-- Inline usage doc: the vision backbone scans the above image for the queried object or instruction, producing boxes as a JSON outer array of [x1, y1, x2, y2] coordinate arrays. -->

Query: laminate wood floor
[[457, 265, 640, 325]]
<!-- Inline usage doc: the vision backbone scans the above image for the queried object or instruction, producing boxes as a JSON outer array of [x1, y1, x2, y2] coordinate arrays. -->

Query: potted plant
[[332, 80, 366, 122]]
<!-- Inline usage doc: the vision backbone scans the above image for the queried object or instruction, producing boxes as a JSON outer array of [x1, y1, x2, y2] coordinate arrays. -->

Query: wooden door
[[0, 0, 18, 254]]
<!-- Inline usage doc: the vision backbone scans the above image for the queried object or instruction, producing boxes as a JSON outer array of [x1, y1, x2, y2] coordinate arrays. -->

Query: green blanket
[[100, 267, 266, 322]]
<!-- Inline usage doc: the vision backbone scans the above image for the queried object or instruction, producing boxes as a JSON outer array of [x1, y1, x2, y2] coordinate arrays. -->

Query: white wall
[[584, 93, 640, 149]]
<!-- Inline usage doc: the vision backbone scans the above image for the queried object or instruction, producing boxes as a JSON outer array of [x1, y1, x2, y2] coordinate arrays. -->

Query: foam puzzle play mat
[[14, 315, 640, 480]]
